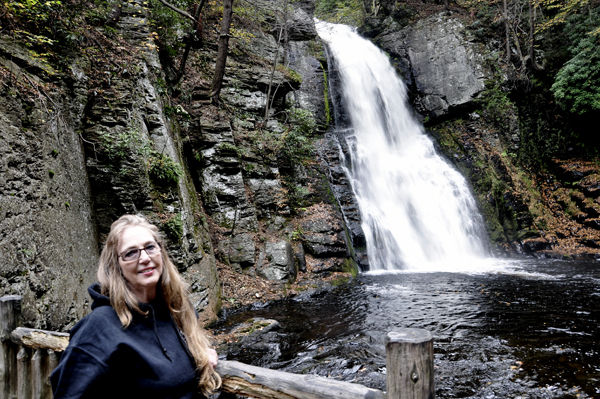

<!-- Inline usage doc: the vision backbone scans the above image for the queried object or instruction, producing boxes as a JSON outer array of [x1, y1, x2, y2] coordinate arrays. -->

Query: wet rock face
[[376, 13, 487, 118], [316, 133, 367, 268], [284, 0, 318, 41], [301, 219, 348, 258], [80, 0, 221, 323]]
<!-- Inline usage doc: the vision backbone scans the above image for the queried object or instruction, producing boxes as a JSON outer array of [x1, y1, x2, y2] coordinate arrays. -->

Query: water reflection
[[218, 259, 600, 398]]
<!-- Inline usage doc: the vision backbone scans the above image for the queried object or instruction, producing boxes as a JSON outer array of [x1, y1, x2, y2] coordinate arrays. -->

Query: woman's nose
[[138, 249, 151, 262]]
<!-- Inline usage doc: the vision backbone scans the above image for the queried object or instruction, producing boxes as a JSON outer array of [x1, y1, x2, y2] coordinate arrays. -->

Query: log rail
[[1, 295, 435, 399]]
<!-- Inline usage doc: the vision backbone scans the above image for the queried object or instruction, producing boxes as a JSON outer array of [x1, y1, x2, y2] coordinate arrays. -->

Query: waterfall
[[316, 21, 489, 272]]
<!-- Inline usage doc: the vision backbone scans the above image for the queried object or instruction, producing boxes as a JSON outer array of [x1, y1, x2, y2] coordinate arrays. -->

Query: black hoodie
[[50, 283, 205, 399]]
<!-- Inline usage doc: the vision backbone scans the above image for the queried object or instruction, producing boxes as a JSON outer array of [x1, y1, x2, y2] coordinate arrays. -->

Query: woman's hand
[[207, 348, 218, 369]]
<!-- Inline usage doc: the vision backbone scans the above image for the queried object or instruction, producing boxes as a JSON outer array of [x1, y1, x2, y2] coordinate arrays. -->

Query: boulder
[[218, 234, 256, 273], [521, 238, 552, 253], [294, 243, 307, 273], [247, 178, 284, 218], [285, 0, 317, 41], [257, 241, 297, 282]]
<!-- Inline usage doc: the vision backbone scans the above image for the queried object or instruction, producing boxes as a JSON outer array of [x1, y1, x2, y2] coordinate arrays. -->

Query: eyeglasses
[[119, 242, 162, 262]]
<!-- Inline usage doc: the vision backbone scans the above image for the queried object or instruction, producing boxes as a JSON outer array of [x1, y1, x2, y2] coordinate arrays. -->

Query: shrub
[[148, 151, 183, 187], [163, 213, 183, 242]]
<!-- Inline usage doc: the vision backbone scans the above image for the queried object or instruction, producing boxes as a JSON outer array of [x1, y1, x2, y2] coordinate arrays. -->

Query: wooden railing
[[0, 295, 435, 399]]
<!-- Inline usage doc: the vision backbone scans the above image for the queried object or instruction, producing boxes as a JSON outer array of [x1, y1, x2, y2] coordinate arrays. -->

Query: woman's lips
[[139, 267, 155, 275]]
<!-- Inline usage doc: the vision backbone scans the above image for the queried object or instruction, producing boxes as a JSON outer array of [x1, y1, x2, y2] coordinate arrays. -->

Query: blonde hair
[[97, 214, 221, 394]]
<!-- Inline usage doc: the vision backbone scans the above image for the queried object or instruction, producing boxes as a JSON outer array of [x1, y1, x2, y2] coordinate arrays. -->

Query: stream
[[218, 259, 600, 398]]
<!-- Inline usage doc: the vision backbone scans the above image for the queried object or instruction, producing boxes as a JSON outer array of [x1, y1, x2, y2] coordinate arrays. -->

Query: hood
[[89, 282, 111, 310], [88, 282, 165, 312], [87, 282, 175, 361]]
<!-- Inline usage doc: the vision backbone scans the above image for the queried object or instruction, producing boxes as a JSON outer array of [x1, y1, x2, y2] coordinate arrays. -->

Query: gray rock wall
[[0, 43, 98, 330], [0, 0, 221, 329], [0, 0, 361, 329], [375, 13, 488, 118]]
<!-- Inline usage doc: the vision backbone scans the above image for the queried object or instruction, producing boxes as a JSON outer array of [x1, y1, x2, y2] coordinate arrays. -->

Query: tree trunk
[[210, 0, 234, 105], [504, 0, 511, 64], [528, 0, 543, 70], [175, 0, 206, 84], [511, 23, 526, 68], [263, 24, 284, 121]]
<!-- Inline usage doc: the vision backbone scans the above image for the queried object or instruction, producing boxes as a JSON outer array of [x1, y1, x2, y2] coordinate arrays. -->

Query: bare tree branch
[[157, 0, 197, 23]]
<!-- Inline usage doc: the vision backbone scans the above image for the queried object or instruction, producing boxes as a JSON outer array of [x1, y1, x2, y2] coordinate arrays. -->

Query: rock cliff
[[0, 0, 358, 329]]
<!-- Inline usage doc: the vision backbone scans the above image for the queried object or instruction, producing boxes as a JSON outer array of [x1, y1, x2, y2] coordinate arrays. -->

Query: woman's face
[[117, 225, 164, 303]]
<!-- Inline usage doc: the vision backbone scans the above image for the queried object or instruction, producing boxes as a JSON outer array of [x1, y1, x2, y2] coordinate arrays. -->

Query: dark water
[[218, 259, 600, 398]]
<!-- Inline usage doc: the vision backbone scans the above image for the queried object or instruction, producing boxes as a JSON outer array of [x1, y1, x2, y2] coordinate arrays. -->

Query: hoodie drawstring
[[148, 306, 172, 362]]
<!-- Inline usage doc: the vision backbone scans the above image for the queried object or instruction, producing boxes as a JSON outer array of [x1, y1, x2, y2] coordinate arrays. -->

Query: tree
[[528, 0, 544, 70], [504, 0, 511, 64], [551, 7, 600, 114], [264, 0, 289, 121], [210, 0, 234, 104], [175, 0, 206, 83]]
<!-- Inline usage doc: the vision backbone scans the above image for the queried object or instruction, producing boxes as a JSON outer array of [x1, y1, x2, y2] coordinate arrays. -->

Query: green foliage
[[148, 151, 183, 187], [148, 0, 190, 57], [289, 107, 317, 136], [536, 0, 594, 33], [4, 0, 85, 66], [477, 81, 513, 129], [99, 124, 151, 162], [291, 227, 303, 241], [551, 10, 600, 115], [7, 0, 63, 28], [341, 257, 358, 278], [276, 65, 302, 85], [164, 104, 191, 119], [322, 69, 331, 126], [99, 123, 183, 187], [315, 0, 364, 26], [163, 213, 183, 242], [281, 107, 317, 163], [218, 141, 240, 154], [284, 181, 311, 208], [84, 1, 112, 26]]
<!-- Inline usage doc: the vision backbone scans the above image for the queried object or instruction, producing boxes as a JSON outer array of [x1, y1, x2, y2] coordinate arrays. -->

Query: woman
[[51, 215, 221, 399]]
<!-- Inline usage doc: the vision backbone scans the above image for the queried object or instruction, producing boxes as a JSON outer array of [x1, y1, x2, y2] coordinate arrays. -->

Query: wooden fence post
[[17, 346, 32, 399], [32, 348, 52, 399], [1, 295, 22, 399], [385, 329, 434, 399]]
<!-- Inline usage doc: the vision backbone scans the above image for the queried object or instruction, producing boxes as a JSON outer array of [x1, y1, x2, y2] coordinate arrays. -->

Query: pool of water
[[217, 258, 600, 398]]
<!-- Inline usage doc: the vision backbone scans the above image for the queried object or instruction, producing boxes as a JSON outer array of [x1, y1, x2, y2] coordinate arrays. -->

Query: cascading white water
[[316, 20, 489, 272]]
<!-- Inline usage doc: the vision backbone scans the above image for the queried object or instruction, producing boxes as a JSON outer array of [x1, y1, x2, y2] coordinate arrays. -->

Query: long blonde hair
[[97, 214, 221, 394]]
